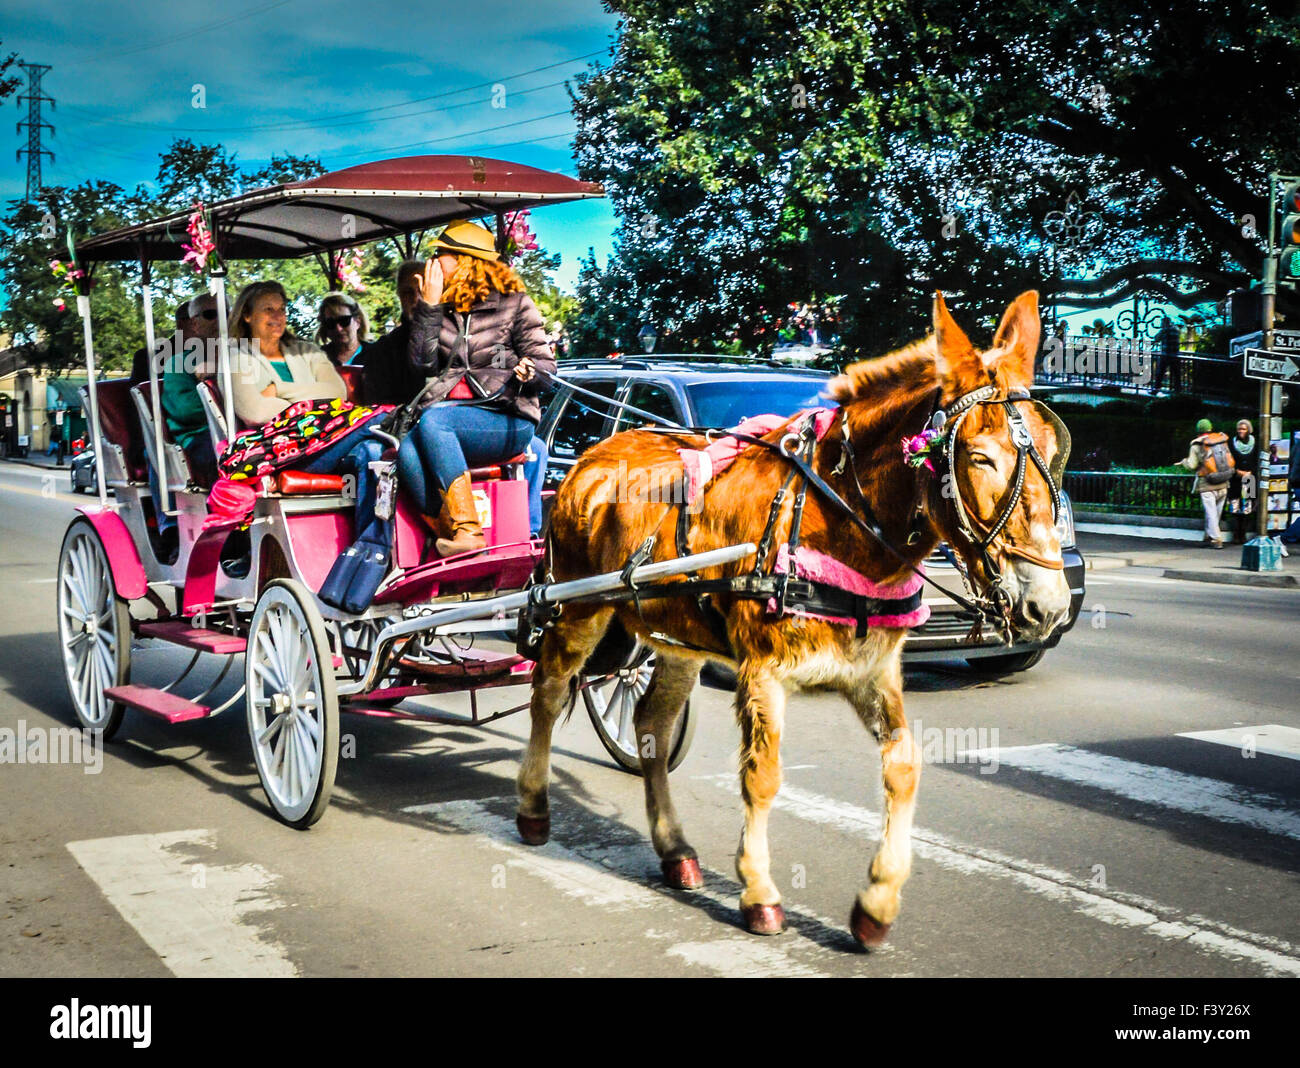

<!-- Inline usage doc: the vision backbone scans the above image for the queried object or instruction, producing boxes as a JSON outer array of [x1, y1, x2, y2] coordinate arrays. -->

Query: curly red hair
[[441, 257, 525, 313]]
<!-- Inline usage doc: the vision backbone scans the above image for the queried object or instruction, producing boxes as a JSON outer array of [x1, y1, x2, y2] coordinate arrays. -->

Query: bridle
[[920, 384, 1067, 631]]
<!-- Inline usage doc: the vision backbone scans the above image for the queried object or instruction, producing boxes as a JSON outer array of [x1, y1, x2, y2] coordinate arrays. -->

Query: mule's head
[[927, 290, 1071, 643]]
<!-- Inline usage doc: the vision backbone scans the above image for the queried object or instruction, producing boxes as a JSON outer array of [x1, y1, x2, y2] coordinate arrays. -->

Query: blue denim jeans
[[523, 435, 548, 537], [300, 411, 388, 539], [397, 404, 536, 519]]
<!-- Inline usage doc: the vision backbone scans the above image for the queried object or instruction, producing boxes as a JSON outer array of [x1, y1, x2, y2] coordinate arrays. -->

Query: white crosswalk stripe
[[967, 742, 1300, 841], [66, 829, 298, 978], [695, 773, 1300, 977], [1177, 723, 1300, 762], [402, 796, 877, 977]]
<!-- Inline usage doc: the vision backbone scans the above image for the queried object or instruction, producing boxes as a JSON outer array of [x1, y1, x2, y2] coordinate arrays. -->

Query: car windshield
[[687, 378, 832, 428]]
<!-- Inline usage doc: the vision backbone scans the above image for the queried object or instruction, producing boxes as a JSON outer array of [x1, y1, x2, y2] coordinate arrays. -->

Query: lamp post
[[638, 323, 657, 354]]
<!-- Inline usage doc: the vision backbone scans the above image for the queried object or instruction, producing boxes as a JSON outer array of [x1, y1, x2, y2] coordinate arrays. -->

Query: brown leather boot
[[434, 472, 486, 557]]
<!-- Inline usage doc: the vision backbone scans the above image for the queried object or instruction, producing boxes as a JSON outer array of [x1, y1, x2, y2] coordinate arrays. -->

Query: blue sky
[[1, 0, 620, 289]]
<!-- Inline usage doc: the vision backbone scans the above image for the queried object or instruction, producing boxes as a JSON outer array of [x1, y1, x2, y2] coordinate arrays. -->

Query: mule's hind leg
[[516, 607, 611, 845], [734, 663, 787, 935], [632, 652, 703, 890], [849, 653, 918, 948]]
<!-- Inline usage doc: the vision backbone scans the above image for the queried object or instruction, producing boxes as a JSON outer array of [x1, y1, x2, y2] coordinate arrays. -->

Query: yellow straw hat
[[433, 219, 500, 262]]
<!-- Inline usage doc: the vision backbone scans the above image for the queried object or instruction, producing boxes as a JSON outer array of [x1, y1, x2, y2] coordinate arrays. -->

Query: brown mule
[[517, 292, 1071, 947]]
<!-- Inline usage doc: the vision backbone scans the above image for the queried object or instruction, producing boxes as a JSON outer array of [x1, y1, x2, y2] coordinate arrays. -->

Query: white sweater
[[231, 336, 347, 426]]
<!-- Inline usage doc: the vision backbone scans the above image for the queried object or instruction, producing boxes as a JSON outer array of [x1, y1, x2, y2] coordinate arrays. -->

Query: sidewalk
[[2, 450, 70, 470], [1075, 530, 1298, 588]]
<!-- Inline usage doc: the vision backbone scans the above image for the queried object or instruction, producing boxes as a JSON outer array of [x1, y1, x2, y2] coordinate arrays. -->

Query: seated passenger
[[147, 295, 221, 561], [398, 219, 554, 555], [359, 260, 428, 407], [228, 280, 347, 425], [315, 291, 372, 370], [225, 280, 388, 585]]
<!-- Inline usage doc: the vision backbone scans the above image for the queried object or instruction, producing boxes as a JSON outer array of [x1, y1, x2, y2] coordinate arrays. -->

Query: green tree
[[570, 1, 1300, 358]]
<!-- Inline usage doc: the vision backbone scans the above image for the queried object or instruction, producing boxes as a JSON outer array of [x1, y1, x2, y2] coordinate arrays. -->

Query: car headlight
[[1055, 490, 1076, 550]]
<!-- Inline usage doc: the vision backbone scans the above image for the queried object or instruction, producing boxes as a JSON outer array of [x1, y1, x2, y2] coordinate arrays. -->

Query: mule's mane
[[828, 338, 937, 409]]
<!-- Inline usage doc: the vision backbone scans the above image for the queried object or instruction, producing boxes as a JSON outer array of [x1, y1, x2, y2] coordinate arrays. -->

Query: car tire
[[966, 649, 1045, 674]]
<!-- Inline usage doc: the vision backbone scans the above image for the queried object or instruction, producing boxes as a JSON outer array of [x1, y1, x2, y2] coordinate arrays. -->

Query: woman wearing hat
[[399, 219, 554, 555], [1227, 419, 1260, 544]]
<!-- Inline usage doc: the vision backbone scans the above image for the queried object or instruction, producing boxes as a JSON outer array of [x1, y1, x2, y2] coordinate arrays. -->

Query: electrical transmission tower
[[17, 62, 54, 202]]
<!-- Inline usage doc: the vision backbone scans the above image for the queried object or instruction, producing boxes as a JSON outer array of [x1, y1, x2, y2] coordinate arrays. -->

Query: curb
[[1160, 569, 1298, 589]]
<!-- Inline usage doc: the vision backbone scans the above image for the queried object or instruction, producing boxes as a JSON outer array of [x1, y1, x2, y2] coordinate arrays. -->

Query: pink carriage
[[55, 155, 734, 826]]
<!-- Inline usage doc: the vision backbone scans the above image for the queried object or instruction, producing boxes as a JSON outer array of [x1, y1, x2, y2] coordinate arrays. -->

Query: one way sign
[[1242, 347, 1300, 382]]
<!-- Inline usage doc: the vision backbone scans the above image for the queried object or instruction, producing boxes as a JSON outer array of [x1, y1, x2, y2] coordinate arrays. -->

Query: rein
[[537, 370, 1065, 645]]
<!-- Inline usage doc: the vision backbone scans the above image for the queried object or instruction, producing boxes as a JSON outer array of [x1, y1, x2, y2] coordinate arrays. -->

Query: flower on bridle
[[902, 427, 943, 474]]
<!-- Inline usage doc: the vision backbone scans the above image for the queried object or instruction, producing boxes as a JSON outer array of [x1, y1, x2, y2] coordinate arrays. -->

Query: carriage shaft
[[336, 542, 756, 696]]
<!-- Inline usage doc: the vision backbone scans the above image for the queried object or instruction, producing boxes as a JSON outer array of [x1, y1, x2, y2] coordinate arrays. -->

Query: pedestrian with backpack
[[1176, 418, 1235, 548]]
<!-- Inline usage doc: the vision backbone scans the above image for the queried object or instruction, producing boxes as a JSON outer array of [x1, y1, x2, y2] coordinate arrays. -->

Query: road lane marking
[[402, 796, 857, 976], [667, 937, 825, 978], [66, 829, 298, 978], [1177, 724, 1300, 762], [968, 743, 1300, 842], [697, 775, 1300, 977], [1085, 572, 1300, 592]]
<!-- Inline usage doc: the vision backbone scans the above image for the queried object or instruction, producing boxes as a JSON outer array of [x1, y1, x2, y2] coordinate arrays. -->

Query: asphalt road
[[2, 460, 1298, 978]]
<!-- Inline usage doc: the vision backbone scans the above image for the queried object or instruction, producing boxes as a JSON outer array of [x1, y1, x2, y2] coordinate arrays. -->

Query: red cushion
[[277, 470, 345, 494], [469, 452, 527, 481]]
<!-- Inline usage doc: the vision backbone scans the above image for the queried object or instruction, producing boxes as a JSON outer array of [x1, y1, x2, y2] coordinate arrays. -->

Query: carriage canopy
[[75, 154, 605, 263]]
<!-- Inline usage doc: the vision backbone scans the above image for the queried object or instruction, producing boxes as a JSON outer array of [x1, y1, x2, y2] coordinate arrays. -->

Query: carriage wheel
[[583, 655, 697, 775], [57, 519, 131, 738], [245, 579, 339, 828]]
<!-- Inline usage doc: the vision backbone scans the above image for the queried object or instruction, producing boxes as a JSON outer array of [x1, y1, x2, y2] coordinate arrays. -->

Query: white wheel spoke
[[291, 719, 314, 789], [257, 715, 284, 748], [283, 723, 298, 802], [297, 709, 320, 742]]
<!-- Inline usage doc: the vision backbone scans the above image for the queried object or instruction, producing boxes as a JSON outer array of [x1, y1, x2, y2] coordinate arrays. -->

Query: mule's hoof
[[661, 856, 703, 890], [516, 813, 550, 846], [849, 899, 891, 949], [740, 903, 786, 936]]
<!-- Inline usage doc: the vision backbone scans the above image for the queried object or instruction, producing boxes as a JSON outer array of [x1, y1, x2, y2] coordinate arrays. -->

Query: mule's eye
[[969, 453, 994, 467]]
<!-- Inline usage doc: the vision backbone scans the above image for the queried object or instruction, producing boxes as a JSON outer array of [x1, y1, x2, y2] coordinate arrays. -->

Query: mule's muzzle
[[1008, 560, 1071, 643]]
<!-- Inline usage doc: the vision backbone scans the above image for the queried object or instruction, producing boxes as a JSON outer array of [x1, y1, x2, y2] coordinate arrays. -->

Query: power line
[[71, 0, 296, 64], [57, 50, 603, 134]]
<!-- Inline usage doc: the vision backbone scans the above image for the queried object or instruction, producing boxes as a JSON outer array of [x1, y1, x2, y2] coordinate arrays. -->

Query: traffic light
[[1279, 182, 1300, 287]]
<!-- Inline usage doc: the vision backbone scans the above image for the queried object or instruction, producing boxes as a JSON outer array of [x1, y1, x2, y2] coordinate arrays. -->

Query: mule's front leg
[[851, 655, 918, 948], [516, 609, 610, 845], [734, 665, 787, 935], [633, 653, 703, 890]]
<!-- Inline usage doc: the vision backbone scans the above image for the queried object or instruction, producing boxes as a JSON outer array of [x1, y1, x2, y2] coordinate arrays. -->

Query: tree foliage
[[568, 0, 1300, 359]]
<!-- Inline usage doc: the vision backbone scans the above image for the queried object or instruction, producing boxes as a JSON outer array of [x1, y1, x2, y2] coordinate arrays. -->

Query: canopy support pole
[[141, 257, 169, 516], [78, 294, 109, 507], [210, 271, 235, 442]]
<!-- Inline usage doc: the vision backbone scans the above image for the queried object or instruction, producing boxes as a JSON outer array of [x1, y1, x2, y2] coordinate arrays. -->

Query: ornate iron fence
[[1064, 470, 1201, 518], [1036, 336, 1238, 400]]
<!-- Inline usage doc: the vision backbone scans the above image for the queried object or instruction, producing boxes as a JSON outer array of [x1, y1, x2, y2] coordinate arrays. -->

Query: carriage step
[[138, 621, 248, 654], [105, 685, 212, 724]]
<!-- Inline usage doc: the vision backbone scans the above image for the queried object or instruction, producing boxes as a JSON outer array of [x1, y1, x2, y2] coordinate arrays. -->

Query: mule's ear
[[933, 291, 976, 391], [988, 290, 1041, 385]]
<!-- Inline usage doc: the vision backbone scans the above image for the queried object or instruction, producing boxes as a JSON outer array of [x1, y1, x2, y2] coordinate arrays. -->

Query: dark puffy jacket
[[407, 289, 554, 423], [360, 322, 425, 406]]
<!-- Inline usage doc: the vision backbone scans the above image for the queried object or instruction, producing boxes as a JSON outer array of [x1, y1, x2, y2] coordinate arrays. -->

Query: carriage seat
[[81, 380, 148, 484], [468, 453, 527, 481]]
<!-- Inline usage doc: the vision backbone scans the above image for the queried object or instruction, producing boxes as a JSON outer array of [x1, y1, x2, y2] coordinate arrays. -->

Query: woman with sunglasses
[[399, 219, 554, 556], [316, 292, 373, 369]]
